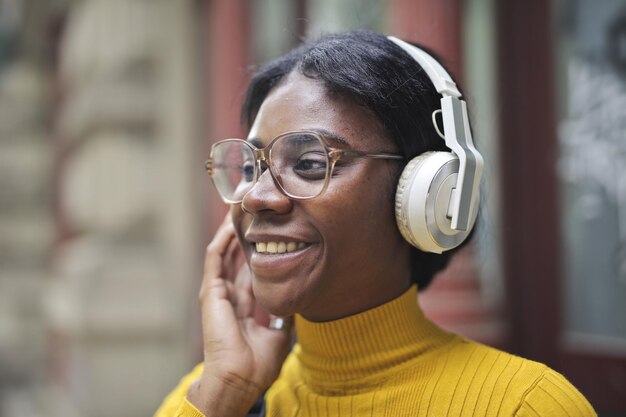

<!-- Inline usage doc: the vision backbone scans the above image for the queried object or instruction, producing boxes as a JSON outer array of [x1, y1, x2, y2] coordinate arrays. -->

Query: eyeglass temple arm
[[332, 150, 404, 160]]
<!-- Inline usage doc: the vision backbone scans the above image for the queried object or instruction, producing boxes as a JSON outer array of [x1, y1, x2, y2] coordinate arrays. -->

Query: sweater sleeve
[[515, 369, 596, 417], [153, 363, 206, 417]]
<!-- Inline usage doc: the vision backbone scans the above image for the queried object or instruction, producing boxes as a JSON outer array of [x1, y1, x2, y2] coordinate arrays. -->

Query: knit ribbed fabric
[[154, 286, 596, 417]]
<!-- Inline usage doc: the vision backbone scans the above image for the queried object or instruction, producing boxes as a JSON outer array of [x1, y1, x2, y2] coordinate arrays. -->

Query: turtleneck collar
[[293, 285, 457, 390]]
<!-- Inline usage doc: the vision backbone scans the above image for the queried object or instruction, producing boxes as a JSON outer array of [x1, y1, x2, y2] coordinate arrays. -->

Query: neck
[[293, 285, 456, 389], [300, 279, 412, 323]]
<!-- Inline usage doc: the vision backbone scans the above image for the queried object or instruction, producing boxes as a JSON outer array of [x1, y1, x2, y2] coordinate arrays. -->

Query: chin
[[252, 279, 301, 317]]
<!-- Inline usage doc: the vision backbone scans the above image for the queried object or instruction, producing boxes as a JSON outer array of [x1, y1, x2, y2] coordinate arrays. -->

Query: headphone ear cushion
[[396, 151, 475, 253], [395, 152, 434, 249]]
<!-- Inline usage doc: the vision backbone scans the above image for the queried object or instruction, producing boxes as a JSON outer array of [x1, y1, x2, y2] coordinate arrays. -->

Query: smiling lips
[[255, 241, 307, 254]]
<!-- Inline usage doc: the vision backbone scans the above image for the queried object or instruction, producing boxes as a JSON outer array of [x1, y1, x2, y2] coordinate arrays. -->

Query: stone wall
[[0, 42, 54, 417], [50, 1, 205, 416], [0, 1, 206, 416]]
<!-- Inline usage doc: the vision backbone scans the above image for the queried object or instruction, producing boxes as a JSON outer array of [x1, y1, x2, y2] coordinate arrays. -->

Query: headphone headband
[[387, 36, 462, 98]]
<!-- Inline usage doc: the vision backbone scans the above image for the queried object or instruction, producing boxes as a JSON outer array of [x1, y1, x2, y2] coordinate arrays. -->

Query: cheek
[[318, 171, 398, 248], [344, 169, 396, 218]]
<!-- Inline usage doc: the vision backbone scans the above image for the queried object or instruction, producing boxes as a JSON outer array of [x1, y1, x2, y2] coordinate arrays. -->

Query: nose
[[241, 168, 293, 215]]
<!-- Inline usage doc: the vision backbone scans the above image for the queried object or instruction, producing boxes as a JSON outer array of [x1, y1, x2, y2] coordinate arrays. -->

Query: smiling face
[[231, 71, 412, 322]]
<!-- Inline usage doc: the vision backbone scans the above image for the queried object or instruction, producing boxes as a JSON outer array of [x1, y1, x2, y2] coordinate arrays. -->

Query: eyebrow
[[247, 129, 349, 148], [311, 129, 349, 147]]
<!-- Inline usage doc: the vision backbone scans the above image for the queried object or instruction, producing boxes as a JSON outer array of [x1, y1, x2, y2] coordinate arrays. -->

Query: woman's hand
[[187, 215, 293, 417]]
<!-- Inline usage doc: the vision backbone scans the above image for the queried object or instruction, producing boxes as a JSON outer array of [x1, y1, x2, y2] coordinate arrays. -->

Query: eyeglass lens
[[211, 133, 330, 202]]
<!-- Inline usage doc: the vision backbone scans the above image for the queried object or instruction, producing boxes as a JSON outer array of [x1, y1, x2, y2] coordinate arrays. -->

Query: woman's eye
[[293, 153, 327, 179], [242, 162, 255, 181]]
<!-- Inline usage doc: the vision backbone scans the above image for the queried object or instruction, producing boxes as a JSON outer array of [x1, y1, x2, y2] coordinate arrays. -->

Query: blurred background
[[0, 0, 624, 416]]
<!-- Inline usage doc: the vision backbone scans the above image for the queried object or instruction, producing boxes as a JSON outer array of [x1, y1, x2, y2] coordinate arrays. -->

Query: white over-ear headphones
[[387, 36, 484, 254]]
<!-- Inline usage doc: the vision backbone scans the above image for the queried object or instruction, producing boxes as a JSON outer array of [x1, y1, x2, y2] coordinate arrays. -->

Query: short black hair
[[241, 30, 473, 290]]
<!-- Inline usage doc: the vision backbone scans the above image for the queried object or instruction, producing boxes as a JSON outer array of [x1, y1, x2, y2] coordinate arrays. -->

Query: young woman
[[155, 31, 595, 417]]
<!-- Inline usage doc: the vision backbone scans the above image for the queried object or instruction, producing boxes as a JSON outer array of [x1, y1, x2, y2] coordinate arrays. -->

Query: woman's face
[[231, 71, 412, 321]]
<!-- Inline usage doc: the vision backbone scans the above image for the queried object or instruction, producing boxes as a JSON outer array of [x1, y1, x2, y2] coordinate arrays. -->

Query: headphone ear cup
[[395, 152, 434, 249], [395, 151, 476, 253]]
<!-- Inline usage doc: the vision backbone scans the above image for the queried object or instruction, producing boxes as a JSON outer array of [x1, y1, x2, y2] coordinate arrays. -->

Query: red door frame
[[205, 0, 251, 233], [204, 0, 309, 234]]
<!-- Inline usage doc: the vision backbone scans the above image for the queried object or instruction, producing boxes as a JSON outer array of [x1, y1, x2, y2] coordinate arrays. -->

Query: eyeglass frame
[[205, 130, 405, 204]]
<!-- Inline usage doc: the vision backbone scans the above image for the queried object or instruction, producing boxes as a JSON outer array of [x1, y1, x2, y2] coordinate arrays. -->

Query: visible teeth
[[255, 241, 306, 254], [266, 242, 277, 253]]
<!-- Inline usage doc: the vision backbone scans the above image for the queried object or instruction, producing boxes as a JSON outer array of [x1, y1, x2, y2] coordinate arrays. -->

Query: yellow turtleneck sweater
[[155, 286, 596, 417]]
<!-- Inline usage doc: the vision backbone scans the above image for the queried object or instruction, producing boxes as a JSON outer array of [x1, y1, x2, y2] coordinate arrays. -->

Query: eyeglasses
[[205, 130, 404, 204]]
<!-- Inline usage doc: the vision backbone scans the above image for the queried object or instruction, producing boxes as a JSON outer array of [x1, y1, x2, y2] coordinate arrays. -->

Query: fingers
[[223, 234, 244, 281], [232, 264, 254, 318], [200, 215, 252, 321], [203, 218, 236, 277], [247, 316, 294, 379], [200, 216, 238, 303]]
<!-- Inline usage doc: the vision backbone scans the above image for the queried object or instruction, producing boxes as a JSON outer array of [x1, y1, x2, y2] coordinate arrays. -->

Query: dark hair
[[241, 30, 473, 290]]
